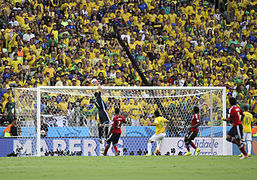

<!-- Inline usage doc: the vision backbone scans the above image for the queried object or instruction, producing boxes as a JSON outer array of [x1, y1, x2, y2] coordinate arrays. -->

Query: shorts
[[185, 131, 197, 141], [228, 124, 243, 140], [107, 133, 121, 145], [149, 133, 166, 142], [99, 110, 110, 124], [243, 132, 252, 141]]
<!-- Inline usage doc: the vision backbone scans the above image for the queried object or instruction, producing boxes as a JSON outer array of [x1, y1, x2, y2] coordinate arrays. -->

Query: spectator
[[251, 95, 257, 119], [3, 120, 17, 137], [0, 0, 255, 129], [22, 29, 35, 42], [8, 16, 19, 27], [214, 8, 221, 21]]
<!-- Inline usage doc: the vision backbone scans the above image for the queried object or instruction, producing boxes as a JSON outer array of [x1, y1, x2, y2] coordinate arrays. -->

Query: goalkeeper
[[94, 86, 110, 143]]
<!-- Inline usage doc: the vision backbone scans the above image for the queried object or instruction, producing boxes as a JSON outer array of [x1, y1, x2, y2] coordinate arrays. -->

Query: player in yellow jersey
[[239, 106, 253, 157], [145, 110, 169, 156]]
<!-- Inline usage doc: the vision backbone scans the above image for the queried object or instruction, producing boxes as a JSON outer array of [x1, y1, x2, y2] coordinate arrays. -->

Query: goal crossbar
[[34, 86, 227, 157]]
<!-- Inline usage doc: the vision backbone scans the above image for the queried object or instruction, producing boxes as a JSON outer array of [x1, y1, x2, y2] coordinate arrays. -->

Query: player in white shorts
[[149, 133, 166, 142], [240, 106, 253, 157], [145, 110, 169, 156]]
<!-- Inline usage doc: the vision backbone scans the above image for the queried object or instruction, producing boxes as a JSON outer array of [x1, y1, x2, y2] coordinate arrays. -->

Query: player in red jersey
[[103, 108, 126, 156], [184, 106, 201, 156], [223, 97, 248, 159]]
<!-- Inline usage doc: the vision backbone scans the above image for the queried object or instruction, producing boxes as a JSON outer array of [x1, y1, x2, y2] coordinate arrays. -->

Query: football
[[41, 130, 46, 136]]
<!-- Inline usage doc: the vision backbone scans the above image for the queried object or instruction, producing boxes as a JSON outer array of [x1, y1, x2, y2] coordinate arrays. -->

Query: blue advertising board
[[0, 136, 244, 157], [0, 126, 230, 138], [0, 137, 152, 157]]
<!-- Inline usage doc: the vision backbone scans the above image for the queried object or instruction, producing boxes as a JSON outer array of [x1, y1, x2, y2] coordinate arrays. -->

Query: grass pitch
[[0, 156, 256, 180]]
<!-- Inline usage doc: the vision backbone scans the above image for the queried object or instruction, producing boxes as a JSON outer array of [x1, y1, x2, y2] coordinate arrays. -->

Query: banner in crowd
[[0, 137, 236, 157]]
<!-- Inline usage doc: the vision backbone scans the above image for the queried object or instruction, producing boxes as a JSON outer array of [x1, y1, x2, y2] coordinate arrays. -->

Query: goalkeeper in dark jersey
[[94, 86, 110, 143]]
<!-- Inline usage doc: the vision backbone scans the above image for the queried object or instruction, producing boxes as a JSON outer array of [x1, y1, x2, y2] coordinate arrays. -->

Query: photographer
[[3, 120, 17, 137]]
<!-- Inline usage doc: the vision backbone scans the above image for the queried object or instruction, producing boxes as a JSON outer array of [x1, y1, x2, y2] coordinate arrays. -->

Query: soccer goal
[[13, 86, 228, 157]]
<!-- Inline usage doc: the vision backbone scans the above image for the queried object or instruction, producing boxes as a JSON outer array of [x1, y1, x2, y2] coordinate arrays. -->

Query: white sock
[[247, 141, 251, 155], [157, 141, 161, 150], [147, 143, 152, 155]]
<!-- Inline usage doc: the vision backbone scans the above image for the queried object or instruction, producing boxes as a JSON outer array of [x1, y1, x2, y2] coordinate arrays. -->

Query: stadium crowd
[[0, 0, 257, 128]]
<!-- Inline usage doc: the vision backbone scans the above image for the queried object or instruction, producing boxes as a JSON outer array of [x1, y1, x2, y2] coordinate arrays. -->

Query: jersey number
[[245, 116, 251, 125], [117, 121, 122, 128], [160, 121, 164, 128]]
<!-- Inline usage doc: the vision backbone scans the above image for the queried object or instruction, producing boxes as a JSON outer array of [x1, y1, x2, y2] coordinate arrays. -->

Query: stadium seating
[[0, 0, 257, 127]]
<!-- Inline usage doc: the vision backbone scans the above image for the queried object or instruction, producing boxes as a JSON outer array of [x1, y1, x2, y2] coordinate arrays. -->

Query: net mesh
[[13, 87, 224, 156]]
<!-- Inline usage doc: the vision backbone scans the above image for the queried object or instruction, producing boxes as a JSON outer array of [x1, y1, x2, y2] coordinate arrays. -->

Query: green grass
[[0, 156, 256, 180]]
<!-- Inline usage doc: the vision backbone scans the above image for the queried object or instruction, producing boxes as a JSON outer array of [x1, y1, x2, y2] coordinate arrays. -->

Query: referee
[[94, 86, 110, 143]]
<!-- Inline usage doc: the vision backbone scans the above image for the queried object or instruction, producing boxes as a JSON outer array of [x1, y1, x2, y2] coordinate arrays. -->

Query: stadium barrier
[[0, 126, 231, 138]]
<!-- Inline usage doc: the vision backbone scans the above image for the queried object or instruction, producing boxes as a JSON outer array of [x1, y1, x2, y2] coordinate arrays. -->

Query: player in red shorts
[[223, 97, 248, 159], [103, 108, 126, 156], [184, 106, 201, 156]]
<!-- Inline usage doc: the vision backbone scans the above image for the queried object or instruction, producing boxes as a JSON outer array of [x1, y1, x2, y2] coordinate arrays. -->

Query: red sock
[[239, 145, 247, 156], [232, 139, 237, 144], [104, 145, 109, 155], [113, 145, 118, 154], [190, 142, 197, 149], [186, 145, 190, 152]]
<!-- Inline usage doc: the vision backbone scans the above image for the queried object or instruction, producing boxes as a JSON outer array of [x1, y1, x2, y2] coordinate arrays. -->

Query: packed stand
[[0, 0, 257, 128]]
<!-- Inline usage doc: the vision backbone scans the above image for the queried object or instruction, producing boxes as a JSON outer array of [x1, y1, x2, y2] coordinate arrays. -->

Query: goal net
[[13, 86, 227, 156]]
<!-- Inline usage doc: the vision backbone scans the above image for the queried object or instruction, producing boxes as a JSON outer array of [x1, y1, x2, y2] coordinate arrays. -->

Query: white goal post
[[13, 86, 227, 156], [32, 86, 227, 157]]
